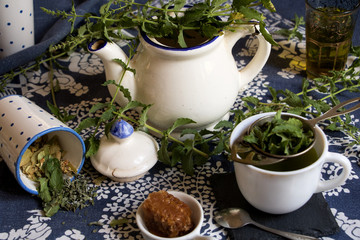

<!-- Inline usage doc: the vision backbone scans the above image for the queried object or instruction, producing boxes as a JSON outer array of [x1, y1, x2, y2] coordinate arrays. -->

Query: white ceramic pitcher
[[88, 25, 271, 131]]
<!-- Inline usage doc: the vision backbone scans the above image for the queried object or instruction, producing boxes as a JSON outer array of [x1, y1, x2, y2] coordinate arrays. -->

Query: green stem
[[110, 64, 129, 106], [48, 58, 57, 108], [120, 114, 209, 158], [119, 113, 209, 158]]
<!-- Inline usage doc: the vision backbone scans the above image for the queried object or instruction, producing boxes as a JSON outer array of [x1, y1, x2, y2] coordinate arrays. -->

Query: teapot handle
[[225, 24, 271, 91]]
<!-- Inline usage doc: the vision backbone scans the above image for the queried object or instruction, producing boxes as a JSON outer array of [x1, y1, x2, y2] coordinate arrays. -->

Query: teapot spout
[[88, 39, 135, 107]]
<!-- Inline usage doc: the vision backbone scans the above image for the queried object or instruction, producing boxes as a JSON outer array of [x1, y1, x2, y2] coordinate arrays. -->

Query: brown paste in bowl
[[142, 190, 194, 237]]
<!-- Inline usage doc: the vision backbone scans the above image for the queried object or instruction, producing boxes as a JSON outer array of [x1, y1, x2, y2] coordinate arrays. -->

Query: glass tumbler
[[305, 0, 360, 79]]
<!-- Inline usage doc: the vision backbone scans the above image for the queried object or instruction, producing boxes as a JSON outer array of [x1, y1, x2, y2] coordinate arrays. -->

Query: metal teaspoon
[[214, 208, 319, 240]]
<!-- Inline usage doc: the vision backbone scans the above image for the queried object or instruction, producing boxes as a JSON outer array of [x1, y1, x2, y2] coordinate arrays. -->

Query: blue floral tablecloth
[[0, 0, 360, 239]]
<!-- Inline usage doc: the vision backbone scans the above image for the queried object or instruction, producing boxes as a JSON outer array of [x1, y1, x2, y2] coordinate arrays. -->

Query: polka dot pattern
[[0, 95, 85, 194], [0, 0, 35, 58]]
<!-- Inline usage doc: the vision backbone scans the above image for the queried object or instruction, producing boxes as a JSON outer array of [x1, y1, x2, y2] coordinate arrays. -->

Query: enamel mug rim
[[230, 112, 328, 174], [0, 95, 86, 195], [16, 127, 85, 194]]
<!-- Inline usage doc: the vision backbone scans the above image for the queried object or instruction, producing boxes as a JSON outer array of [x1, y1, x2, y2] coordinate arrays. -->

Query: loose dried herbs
[[21, 136, 98, 217], [38, 158, 98, 217], [20, 136, 73, 181], [60, 174, 98, 212]]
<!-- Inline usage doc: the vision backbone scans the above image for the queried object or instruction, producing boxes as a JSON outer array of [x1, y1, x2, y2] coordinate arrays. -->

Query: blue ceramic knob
[[110, 120, 134, 139]]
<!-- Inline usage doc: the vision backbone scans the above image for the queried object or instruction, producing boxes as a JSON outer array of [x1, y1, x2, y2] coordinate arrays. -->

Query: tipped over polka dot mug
[[0, 0, 35, 58], [0, 95, 85, 194]]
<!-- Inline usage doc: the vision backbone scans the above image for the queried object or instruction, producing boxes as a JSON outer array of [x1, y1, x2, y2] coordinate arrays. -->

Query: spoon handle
[[307, 97, 360, 127], [251, 221, 319, 240]]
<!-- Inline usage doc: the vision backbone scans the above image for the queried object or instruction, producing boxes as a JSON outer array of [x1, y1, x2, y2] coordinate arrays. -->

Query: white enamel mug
[[0, 95, 85, 194], [230, 112, 352, 214], [0, 0, 35, 58]]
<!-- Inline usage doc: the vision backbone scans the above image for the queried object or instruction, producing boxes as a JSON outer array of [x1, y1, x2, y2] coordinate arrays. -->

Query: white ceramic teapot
[[88, 25, 271, 132]]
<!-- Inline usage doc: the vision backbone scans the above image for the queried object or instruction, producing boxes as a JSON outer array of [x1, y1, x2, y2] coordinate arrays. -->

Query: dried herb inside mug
[[243, 111, 314, 156], [20, 136, 74, 181]]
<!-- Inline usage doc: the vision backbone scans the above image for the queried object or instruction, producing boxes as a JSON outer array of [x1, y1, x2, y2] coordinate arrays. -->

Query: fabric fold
[[0, 0, 108, 76]]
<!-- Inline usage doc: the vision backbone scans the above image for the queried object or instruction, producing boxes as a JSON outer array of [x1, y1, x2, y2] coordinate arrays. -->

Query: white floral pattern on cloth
[[60, 51, 105, 76], [55, 229, 86, 240], [4, 68, 89, 99], [0, 210, 51, 240], [332, 209, 360, 239]]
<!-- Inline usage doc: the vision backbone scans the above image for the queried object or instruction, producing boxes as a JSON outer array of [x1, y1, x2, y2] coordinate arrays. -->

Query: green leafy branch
[[43, 16, 359, 175], [236, 57, 360, 145], [3, 2, 360, 176], [1, 0, 278, 90], [274, 13, 305, 41], [69, 49, 359, 176], [68, 44, 232, 174]]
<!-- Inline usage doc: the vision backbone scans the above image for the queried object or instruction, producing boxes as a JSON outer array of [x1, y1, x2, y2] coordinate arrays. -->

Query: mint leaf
[[113, 58, 136, 74], [38, 178, 51, 203], [158, 138, 172, 165], [243, 111, 314, 155], [43, 201, 61, 217], [85, 136, 100, 158], [232, 0, 255, 11], [182, 3, 209, 25], [173, 0, 187, 11], [211, 0, 227, 8], [166, 118, 196, 135], [89, 103, 109, 113], [42, 158, 64, 192], [75, 117, 99, 133], [201, 24, 219, 38]]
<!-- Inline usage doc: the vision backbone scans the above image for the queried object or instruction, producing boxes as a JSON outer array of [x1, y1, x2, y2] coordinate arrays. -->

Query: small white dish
[[90, 120, 159, 182], [136, 191, 212, 240]]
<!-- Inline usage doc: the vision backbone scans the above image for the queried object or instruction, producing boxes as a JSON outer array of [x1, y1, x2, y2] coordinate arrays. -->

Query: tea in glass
[[305, 0, 360, 79]]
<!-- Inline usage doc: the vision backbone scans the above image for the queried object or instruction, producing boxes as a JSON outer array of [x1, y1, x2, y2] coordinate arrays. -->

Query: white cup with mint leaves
[[230, 112, 352, 214], [0, 95, 85, 194]]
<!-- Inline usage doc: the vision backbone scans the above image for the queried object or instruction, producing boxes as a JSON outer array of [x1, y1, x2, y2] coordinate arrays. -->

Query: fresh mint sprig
[[274, 13, 305, 41], [243, 110, 314, 155], [2, 0, 277, 88]]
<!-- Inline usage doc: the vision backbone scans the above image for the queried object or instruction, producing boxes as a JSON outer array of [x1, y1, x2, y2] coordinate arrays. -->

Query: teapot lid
[[90, 120, 159, 182]]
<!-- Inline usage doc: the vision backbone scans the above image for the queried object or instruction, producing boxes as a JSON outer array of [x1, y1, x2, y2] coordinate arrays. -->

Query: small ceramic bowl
[[0, 95, 85, 194], [136, 191, 211, 240]]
